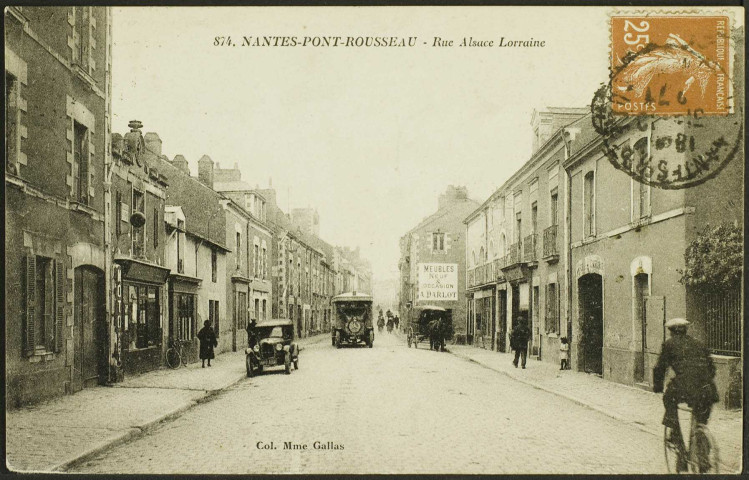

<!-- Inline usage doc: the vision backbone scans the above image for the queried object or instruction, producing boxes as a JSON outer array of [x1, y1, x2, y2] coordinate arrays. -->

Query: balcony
[[543, 225, 560, 262], [505, 242, 523, 267], [468, 260, 500, 288]]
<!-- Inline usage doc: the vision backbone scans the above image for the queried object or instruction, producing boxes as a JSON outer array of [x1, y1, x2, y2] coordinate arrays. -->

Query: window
[[254, 244, 259, 277], [24, 255, 62, 355], [545, 283, 559, 334], [211, 248, 217, 283], [584, 171, 595, 238], [176, 219, 184, 274], [262, 246, 267, 279], [123, 284, 160, 350], [433, 232, 445, 252], [550, 189, 559, 226], [638, 178, 651, 219], [132, 190, 144, 257], [176, 293, 196, 341], [531, 201, 538, 235], [73, 7, 91, 71], [209, 299, 220, 336], [236, 232, 241, 270], [5, 71, 18, 171], [73, 121, 89, 204], [515, 212, 522, 244], [115, 192, 123, 237], [254, 298, 260, 321], [153, 208, 159, 248], [262, 299, 267, 321]]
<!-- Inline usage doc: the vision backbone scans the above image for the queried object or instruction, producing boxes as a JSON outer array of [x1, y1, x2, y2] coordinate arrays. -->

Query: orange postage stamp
[[610, 15, 732, 116]]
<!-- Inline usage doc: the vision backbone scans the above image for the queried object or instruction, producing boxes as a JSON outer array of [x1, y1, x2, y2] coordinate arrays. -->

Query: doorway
[[633, 273, 649, 382], [74, 266, 106, 388], [498, 290, 507, 352], [578, 273, 603, 375]]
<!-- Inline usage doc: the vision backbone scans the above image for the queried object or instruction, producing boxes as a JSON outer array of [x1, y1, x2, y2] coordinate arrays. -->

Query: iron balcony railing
[[468, 258, 506, 287], [543, 224, 559, 258], [701, 289, 741, 357], [523, 234, 537, 262], [506, 242, 522, 266]]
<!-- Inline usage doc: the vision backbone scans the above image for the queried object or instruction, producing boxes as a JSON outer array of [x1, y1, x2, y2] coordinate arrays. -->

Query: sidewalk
[[5, 334, 328, 473], [448, 345, 743, 473]]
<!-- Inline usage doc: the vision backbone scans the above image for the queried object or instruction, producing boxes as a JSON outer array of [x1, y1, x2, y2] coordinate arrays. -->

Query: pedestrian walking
[[560, 337, 570, 370], [246, 318, 258, 349], [510, 318, 530, 369], [197, 320, 218, 368]]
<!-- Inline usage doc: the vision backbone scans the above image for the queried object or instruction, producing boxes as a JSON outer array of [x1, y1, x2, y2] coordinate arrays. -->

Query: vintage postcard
[[4, 5, 744, 475]]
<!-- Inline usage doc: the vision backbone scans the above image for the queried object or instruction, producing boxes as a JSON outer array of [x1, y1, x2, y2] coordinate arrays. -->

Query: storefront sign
[[576, 255, 604, 278], [417, 263, 458, 301]]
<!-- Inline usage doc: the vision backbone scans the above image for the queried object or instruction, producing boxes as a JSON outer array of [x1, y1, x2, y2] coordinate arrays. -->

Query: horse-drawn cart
[[406, 305, 452, 351]]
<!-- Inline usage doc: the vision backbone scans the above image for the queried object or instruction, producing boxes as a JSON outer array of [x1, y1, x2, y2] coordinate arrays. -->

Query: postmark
[[592, 13, 742, 190]]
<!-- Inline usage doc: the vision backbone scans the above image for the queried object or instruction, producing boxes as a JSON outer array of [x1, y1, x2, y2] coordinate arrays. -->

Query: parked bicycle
[[165, 337, 189, 369], [664, 405, 720, 473]]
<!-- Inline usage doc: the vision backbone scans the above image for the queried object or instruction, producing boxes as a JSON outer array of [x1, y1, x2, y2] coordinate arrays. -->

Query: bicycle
[[165, 337, 188, 369], [664, 404, 720, 474]]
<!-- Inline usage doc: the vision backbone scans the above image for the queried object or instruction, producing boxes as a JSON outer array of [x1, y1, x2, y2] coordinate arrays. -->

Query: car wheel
[[284, 354, 291, 374], [246, 355, 254, 378]]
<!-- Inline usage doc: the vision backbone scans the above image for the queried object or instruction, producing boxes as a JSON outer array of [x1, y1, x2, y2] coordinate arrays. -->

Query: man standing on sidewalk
[[510, 319, 530, 369]]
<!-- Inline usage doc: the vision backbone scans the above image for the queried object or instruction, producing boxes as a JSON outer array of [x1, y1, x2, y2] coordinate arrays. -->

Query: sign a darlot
[[417, 263, 458, 301]]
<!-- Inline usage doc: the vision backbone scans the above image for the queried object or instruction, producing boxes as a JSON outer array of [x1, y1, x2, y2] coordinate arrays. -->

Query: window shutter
[[80, 136, 89, 204], [55, 260, 65, 352], [25, 255, 36, 356]]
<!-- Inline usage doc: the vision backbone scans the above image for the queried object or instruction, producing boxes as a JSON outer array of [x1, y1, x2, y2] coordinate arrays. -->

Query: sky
[[111, 7, 612, 282]]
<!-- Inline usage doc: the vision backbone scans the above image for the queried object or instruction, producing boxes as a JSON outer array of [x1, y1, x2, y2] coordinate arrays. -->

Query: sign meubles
[[417, 263, 458, 301]]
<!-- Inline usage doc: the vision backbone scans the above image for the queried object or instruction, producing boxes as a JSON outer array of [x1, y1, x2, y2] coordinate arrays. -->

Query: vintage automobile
[[245, 319, 299, 376], [406, 305, 453, 351], [332, 291, 374, 348]]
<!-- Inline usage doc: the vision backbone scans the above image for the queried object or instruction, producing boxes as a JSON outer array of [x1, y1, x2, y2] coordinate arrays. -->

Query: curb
[[447, 348, 738, 473], [447, 348, 664, 438], [52, 371, 247, 472]]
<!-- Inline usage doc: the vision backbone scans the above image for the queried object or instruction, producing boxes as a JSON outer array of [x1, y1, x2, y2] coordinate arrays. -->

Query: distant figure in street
[[559, 337, 570, 370], [653, 318, 719, 472], [246, 318, 258, 349], [386, 317, 394, 333], [510, 319, 530, 369], [197, 320, 218, 368], [394, 315, 400, 330]]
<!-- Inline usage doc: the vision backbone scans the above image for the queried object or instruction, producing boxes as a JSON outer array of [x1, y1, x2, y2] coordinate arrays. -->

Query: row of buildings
[[5, 7, 371, 407], [400, 101, 743, 404]]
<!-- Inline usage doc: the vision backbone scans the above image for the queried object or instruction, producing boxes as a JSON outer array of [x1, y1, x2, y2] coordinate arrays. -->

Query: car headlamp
[[253, 345, 260, 353], [275, 343, 283, 351]]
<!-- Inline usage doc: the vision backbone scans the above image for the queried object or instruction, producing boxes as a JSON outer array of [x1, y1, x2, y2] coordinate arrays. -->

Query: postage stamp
[[593, 12, 742, 189], [610, 14, 732, 116]]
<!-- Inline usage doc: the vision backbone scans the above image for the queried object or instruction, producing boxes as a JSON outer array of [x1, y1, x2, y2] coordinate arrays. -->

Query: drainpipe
[[563, 130, 574, 368], [103, 8, 115, 384]]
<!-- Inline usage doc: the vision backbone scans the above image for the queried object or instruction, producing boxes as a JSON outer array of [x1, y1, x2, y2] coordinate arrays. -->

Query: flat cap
[[665, 318, 690, 328]]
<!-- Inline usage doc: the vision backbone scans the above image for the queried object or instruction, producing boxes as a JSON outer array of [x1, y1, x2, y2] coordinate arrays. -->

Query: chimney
[[438, 185, 468, 210], [198, 155, 214, 188], [144, 132, 162, 156], [171, 154, 190, 176]]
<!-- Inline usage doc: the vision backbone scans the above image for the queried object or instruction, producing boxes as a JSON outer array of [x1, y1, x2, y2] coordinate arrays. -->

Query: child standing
[[560, 337, 570, 370]]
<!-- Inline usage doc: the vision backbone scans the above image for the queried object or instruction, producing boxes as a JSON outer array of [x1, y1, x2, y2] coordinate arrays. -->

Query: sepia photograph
[[4, 5, 745, 475]]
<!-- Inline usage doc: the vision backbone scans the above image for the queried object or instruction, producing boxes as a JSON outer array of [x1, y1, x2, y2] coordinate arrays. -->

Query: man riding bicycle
[[653, 317, 720, 471]]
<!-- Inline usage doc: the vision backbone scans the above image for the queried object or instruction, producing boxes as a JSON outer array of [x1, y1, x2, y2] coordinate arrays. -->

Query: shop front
[[115, 258, 170, 376]]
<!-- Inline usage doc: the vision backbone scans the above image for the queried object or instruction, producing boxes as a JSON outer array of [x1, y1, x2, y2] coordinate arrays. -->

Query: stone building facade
[[5, 6, 113, 406], [399, 186, 479, 342]]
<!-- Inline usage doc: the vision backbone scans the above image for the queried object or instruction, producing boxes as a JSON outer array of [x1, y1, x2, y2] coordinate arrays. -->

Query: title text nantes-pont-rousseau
[[216, 36, 545, 48]]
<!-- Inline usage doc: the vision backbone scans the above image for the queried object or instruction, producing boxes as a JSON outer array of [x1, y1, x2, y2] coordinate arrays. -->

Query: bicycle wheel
[[690, 426, 720, 473], [664, 426, 688, 473], [166, 347, 181, 369]]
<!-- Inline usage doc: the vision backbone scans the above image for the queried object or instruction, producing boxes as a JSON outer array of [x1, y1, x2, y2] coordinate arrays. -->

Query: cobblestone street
[[72, 332, 676, 475]]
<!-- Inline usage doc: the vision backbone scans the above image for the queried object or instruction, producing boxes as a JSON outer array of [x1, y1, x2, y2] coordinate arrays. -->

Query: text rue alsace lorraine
[[212, 36, 545, 48]]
